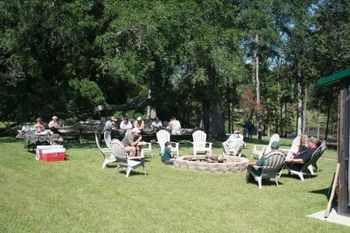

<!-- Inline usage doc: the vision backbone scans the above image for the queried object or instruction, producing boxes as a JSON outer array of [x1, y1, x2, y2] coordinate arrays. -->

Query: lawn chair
[[110, 139, 147, 177], [103, 130, 112, 149], [156, 130, 179, 157], [222, 134, 243, 157], [247, 150, 286, 189], [192, 130, 212, 156], [286, 135, 301, 159], [308, 141, 327, 175], [287, 142, 327, 181], [95, 134, 115, 169], [252, 133, 280, 159]]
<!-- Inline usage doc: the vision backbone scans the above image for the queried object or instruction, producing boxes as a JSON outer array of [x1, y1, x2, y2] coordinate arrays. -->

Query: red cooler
[[36, 145, 65, 162]]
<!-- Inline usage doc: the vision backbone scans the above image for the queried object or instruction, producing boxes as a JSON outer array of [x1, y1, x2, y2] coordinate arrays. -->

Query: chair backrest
[[264, 133, 280, 154], [104, 130, 112, 148], [302, 141, 327, 170], [192, 130, 207, 143], [95, 134, 106, 159], [110, 139, 128, 164], [156, 130, 170, 143], [223, 135, 241, 154], [299, 142, 326, 172], [286, 135, 301, 158], [261, 150, 286, 177]]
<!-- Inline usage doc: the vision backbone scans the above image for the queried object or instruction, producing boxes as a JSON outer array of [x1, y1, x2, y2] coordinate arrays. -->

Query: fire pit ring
[[174, 155, 249, 173]]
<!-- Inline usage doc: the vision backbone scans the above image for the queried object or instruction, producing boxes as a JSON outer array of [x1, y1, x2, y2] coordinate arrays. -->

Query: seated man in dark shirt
[[285, 137, 318, 171]]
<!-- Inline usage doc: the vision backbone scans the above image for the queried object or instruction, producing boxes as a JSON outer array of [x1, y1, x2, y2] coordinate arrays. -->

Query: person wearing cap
[[285, 137, 319, 171], [133, 116, 145, 131], [246, 141, 281, 178], [121, 128, 142, 157], [48, 116, 62, 135], [119, 117, 132, 136]]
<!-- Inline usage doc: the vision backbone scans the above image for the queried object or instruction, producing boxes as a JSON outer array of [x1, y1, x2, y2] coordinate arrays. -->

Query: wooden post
[[338, 80, 350, 216]]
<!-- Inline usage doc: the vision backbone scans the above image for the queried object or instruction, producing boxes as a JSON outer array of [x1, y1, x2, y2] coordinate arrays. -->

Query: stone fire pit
[[174, 155, 248, 173]]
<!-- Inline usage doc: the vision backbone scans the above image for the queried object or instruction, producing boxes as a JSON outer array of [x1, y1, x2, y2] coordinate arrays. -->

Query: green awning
[[317, 68, 350, 86]]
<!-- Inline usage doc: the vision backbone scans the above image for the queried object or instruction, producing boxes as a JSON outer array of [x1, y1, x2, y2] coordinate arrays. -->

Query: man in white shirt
[[119, 117, 132, 136], [151, 117, 163, 130], [169, 117, 181, 135]]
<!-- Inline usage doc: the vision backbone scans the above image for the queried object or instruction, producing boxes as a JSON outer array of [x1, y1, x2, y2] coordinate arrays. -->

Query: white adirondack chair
[[104, 130, 112, 149], [95, 134, 115, 169], [222, 134, 243, 157], [286, 135, 301, 159], [191, 130, 212, 156], [247, 150, 286, 189], [156, 130, 179, 157], [110, 139, 147, 177], [252, 133, 280, 159]]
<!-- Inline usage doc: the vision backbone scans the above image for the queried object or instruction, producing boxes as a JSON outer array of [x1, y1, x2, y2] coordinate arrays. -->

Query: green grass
[[0, 137, 347, 233]]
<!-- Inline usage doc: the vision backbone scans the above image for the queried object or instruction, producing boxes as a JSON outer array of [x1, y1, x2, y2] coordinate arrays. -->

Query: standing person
[[247, 121, 253, 139], [133, 116, 145, 132], [119, 117, 132, 136], [169, 116, 181, 135], [121, 128, 143, 157], [34, 117, 45, 133], [257, 123, 264, 140]]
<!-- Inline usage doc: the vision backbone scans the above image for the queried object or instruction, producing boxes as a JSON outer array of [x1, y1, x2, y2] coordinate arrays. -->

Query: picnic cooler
[[36, 145, 65, 162]]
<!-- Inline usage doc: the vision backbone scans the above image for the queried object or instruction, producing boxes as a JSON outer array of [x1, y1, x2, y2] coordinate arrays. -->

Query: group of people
[[243, 121, 264, 140], [106, 116, 182, 138], [246, 134, 320, 180], [107, 116, 181, 159], [34, 116, 62, 135]]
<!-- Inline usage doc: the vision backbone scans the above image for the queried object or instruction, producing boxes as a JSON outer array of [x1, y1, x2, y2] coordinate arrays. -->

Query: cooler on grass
[[36, 145, 66, 162]]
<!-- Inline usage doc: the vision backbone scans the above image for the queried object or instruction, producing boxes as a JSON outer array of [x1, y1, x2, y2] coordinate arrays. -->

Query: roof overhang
[[317, 68, 350, 87]]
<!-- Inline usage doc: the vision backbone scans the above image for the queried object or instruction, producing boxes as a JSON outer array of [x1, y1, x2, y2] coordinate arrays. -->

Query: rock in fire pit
[[174, 155, 248, 173]]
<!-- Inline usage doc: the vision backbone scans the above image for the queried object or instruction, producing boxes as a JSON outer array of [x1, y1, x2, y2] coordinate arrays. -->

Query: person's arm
[[131, 135, 142, 146], [285, 158, 304, 164]]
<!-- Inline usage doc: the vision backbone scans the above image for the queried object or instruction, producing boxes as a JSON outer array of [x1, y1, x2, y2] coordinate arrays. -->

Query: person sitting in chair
[[121, 128, 142, 157], [48, 116, 62, 135], [34, 117, 45, 133], [151, 117, 163, 131], [161, 141, 175, 165], [246, 141, 281, 181], [285, 137, 318, 171], [133, 116, 145, 132], [119, 117, 132, 136]]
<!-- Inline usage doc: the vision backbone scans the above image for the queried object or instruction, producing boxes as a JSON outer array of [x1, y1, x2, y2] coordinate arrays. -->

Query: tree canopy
[[1, 0, 349, 138]]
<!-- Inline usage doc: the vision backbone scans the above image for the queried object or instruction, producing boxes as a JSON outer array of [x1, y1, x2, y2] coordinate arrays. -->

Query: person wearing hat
[[48, 116, 62, 135], [121, 128, 143, 157], [285, 137, 319, 171], [133, 116, 145, 131], [246, 141, 281, 179]]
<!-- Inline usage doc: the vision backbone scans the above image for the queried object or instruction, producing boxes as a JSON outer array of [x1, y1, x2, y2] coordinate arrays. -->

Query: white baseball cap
[[137, 116, 142, 121], [52, 116, 58, 120]]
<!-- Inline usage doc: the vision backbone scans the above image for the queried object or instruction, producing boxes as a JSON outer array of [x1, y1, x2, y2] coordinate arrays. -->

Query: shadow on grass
[[246, 178, 285, 188], [0, 137, 19, 143], [309, 187, 330, 198]]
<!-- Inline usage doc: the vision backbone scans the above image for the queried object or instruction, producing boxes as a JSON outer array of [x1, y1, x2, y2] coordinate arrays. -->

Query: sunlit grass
[[0, 137, 346, 233]]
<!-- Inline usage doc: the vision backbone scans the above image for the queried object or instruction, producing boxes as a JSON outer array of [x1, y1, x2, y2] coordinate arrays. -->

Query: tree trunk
[[254, 34, 260, 104], [325, 103, 331, 140], [202, 99, 225, 140]]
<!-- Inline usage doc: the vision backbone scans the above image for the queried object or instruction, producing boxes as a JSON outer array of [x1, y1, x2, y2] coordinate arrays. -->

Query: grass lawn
[[0, 137, 347, 233]]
